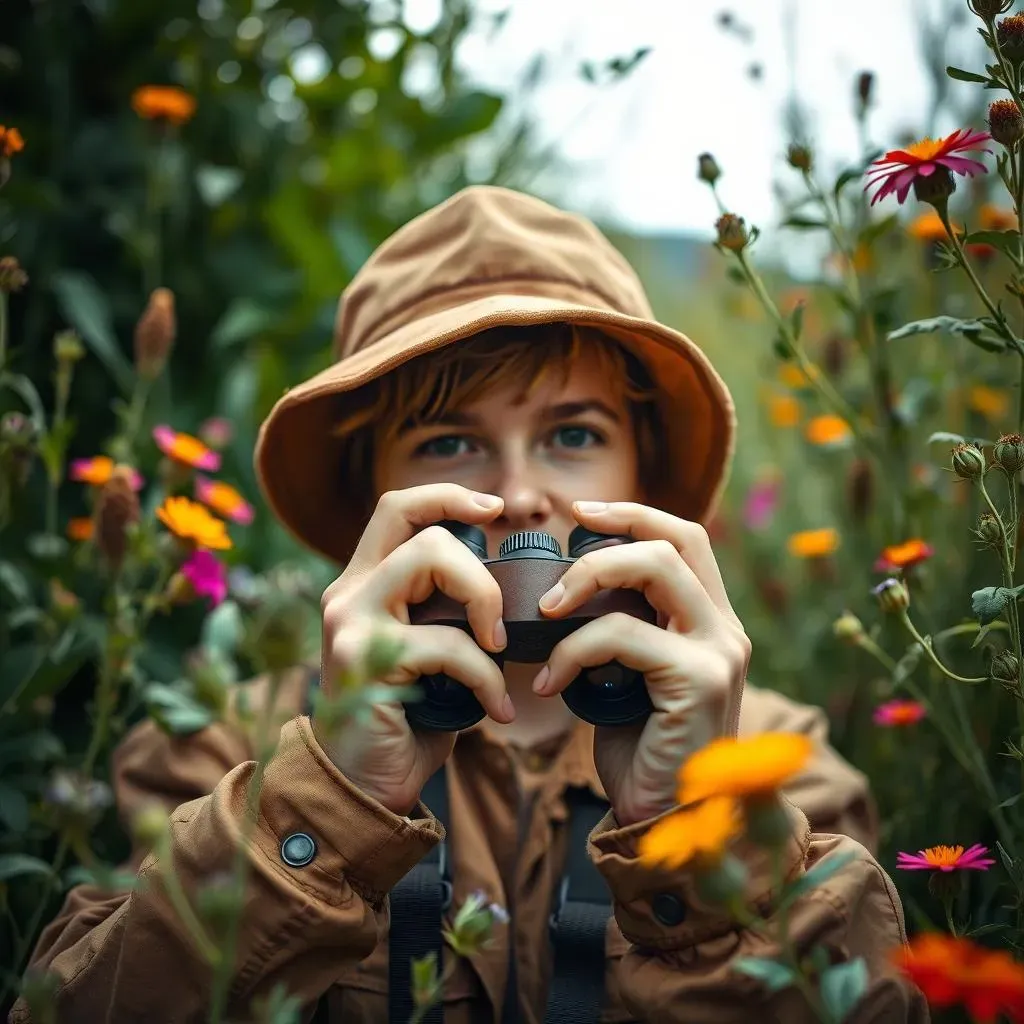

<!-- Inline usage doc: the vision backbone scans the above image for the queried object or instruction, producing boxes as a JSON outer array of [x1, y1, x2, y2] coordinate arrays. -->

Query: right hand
[[311, 484, 513, 816]]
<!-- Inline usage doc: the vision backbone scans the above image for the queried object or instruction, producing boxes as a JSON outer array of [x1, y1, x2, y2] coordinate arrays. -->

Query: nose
[[491, 449, 553, 532]]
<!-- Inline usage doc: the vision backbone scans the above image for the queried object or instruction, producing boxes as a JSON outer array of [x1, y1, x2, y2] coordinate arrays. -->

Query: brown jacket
[[11, 673, 925, 1024]]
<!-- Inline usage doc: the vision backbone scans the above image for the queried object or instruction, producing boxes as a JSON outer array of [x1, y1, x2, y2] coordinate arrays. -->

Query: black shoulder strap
[[388, 767, 450, 1024], [543, 786, 612, 1024]]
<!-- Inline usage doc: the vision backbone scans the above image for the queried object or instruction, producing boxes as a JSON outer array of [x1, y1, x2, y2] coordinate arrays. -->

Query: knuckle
[[681, 521, 710, 549], [376, 489, 404, 516], [646, 537, 679, 564]]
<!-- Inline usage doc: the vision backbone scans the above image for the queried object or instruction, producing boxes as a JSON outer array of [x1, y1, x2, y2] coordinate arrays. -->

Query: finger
[[539, 538, 719, 635], [361, 525, 506, 653], [330, 618, 513, 724], [571, 501, 740, 626], [345, 484, 504, 577]]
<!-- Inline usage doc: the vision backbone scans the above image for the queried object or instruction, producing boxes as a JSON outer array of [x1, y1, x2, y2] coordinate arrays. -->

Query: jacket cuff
[[591, 797, 811, 951], [252, 716, 443, 904]]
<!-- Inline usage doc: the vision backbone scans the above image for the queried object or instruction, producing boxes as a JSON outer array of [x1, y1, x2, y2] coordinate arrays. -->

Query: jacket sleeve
[[9, 705, 442, 1024], [591, 687, 926, 1023]]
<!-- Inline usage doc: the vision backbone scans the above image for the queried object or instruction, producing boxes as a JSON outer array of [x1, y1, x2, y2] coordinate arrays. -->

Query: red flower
[[874, 538, 934, 572], [866, 129, 992, 206]]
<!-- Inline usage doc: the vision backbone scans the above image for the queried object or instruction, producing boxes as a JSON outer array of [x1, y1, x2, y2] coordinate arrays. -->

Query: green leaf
[[820, 958, 869, 1022], [834, 167, 862, 200], [0, 783, 29, 832], [889, 316, 1006, 353], [790, 303, 805, 342], [972, 585, 1024, 626], [0, 561, 30, 603], [782, 215, 827, 231], [946, 65, 992, 84], [857, 212, 898, 247], [0, 853, 54, 882], [195, 164, 244, 206], [927, 431, 996, 447], [211, 300, 278, 351], [778, 851, 858, 913], [201, 600, 244, 657], [63, 864, 140, 892], [733, 956, 796, 992], [962, 229, 1021, 259], [0, 372, 47, 428], [144, 682, 216, 736], [51, 271, 133, 392]]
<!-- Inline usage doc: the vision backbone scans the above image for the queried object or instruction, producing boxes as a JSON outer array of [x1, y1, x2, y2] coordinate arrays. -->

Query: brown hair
[[333, 322, 663, 506]]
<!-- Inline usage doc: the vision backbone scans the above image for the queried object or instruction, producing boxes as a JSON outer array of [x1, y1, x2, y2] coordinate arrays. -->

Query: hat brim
[[254, 293, 736, 565]]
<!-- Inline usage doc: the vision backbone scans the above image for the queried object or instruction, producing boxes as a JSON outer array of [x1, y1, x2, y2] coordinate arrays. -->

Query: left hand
[[532, 501, 751, 827]]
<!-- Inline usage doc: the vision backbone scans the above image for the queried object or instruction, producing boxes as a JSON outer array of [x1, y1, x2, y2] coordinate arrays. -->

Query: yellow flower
[[638, 796, 742, 870], [131, 86, 196, 125], [157, 496, 232, 551], [678, 733, 813, 805], [786, 527, 839, 558], [768, 394, 800, 428], [968, 385, 1010, 422], [804, 414, 852, 446]]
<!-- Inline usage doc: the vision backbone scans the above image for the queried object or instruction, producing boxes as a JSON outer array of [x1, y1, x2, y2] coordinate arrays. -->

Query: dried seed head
[[0, 255, 27, 293], [697, 152, 721, 185], [971, 0, 1014, 19], [846, 458, 874, 523], [952, 441, 986, 480], [822, 333, 848, 378], [978, 511, 1004, 547], [95, 465, 141, 571], [997, 13, 1024, 62], [989, 99, 1024, 146], [994, 432, 1024, 473], [133, 287, 176, 381], [715, 213, 749, 252], [913, 166, 956, 206], [786, 143, 813, 172], [855, 71, 875, 111], [990, 650, 1020, 684]]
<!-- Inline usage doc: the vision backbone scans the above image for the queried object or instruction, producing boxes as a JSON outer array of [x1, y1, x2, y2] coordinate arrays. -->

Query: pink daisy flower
[[181, 549, 228, 608], [896, 843, 995, 873], [865, 129, 992, 206], [153, 425, 221, 472], [873, 699, 927, 726]]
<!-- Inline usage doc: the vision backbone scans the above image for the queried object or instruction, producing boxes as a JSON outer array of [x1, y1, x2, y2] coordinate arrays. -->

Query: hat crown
[[334, 185, 654, 357]]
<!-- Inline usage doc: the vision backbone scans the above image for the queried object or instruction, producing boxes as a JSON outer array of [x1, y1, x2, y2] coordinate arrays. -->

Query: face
[[373, 357, 642, 554]]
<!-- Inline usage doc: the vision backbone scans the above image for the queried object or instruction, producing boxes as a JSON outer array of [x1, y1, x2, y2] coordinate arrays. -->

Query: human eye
[[550, 424, 605, 450], [413, 434, 477, 458]]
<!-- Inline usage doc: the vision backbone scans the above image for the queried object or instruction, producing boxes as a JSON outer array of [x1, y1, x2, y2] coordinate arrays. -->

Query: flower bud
[[131, 803, 169, 846], [744, 794, 792, 848], [989, 99, 1024, 147], [0, 255, 27, 293], [697, 152, 721, 185], [978, 511, 1003, 547], [952, 441, 986, 481], [833, 610, 866, 644], [928, 868, 964, 904], [855, 71, 874, 112], [446, 891, 509, 957], [997, 13, 1024, 63], [43, 770, 112, 830], [991, 650, 1020, 683], [53, 329, 84, 365], [133, 287, 176, 381], [715, 213, 749, 252], [95, 465, 141, 572], [970, 0, 1013, 19], [694, 852, 749, 907], [786, 143, 813, 172], [994, 432, 1024, 473], [913, 166, 956, 206], [872, 577, 910, 614]]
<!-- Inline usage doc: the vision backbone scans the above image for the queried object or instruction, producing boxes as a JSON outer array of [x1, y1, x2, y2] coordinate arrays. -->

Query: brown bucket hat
[[254, 185, 736, 565]]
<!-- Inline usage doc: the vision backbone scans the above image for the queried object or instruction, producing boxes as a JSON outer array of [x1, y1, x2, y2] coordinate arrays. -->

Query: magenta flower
[[152, 425, 221, 472], [199, 416, 233, 450], [873, 699, 927, 726], [896, 844, 995, 873], [181, 549, 228, 608], [743, 475, 780, 531], [865, 129, 991, 206]]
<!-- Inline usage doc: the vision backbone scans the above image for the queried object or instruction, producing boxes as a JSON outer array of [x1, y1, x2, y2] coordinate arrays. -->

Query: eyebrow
[[401, 399, 623, 433]]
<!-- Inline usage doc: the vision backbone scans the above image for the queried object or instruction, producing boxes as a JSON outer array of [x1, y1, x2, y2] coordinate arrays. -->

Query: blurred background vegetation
[[5, 0, 1024, 1017]]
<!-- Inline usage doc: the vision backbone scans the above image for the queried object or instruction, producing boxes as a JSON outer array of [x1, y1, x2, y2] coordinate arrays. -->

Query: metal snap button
[[651, 892, 687, 926], [281, 832, 317, 867]]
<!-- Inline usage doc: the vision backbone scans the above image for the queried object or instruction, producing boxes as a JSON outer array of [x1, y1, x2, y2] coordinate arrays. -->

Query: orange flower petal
[[786, 528, 840, 558], [678, 733, 814, 804], [638, 796, 742, 870]]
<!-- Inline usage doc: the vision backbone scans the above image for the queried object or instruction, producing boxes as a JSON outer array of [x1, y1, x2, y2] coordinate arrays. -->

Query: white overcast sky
[[435, 0, 986, 236]]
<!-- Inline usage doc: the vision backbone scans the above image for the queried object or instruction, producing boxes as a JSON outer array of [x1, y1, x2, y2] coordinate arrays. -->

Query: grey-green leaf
[[778, 851, 858, 913], [51, 271, 133, 391], [972, 585, 1024, 626], [733, 956, 796, 992], [0, 853, 54, 881], [946, 65, 992, 84], [820, 958, 869, 1022]]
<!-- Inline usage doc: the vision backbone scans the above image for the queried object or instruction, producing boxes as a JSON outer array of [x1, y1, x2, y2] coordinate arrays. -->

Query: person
[[10, 186, 925, 1024]]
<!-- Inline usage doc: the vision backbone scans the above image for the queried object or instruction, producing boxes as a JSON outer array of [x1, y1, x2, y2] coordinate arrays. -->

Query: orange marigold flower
[[195, 476, 254, 525], [980, 203, 1018, 231], [778, 363, 819, 389], [968, 384, 1010, 422], [908, 210, 959, 242], [804, 414, 852, 446], [0, 126, 24, 157], [875, 538, 935, 572], [153, 426, 221, 471], [157, 496, 232, 551], [131, 86, 196, 125], [787, 527, 839, 558], [678, 733, 813, 805], [893, 932, 1024, 1022], [767, 394, 800, 428], [66, 517, 94, 542], [638, 796, 742, 870]]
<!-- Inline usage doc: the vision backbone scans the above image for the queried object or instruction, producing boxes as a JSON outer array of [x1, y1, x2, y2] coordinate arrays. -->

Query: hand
[[312, 484, 513, 816], [533, 501, 750, 827]]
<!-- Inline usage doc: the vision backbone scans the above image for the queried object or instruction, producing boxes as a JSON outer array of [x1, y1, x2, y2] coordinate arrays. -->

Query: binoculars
[[403, 520, 656, 730]]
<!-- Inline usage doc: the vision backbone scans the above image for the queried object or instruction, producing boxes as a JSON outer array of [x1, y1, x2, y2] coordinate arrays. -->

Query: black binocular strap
[[386, 774, 611, 1024]]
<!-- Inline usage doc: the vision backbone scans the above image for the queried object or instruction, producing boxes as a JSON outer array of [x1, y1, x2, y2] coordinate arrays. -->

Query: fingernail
[[575, 500, 608, 514], [472, 492, 503, 509], [493, 619, 507, 650], [538, 582, 564, 611], [532, 665, 550, 694], [502, 693, 515, 721]]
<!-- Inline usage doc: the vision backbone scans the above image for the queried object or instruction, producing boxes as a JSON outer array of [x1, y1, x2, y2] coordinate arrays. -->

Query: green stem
[[898, 612, 988, 685], [943, 896, 958, 938], [855, 635, 899, 673], [46, 364, 72, 537], [409, 958, 459, 1024], [0, 291, 7, 372], [153, 829, 222, 966]]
